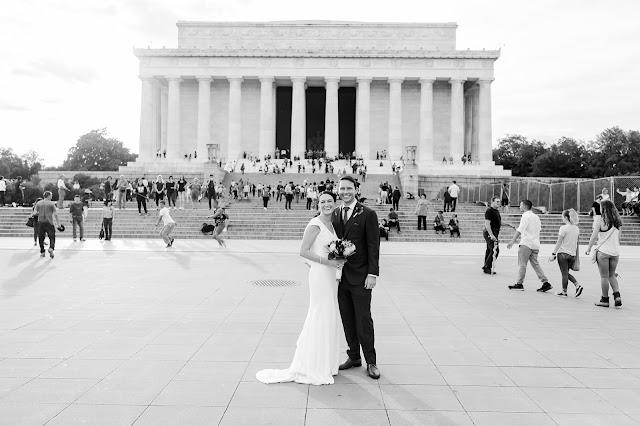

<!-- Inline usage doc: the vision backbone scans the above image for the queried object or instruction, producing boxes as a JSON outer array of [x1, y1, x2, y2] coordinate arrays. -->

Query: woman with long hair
[[154, 175, 165, 208], [548, 209, 583, 297], [177, 175, 187, 209], [189, 178, 201, 209], [586, 200, 622, 307], [206, 206, 228, 247]]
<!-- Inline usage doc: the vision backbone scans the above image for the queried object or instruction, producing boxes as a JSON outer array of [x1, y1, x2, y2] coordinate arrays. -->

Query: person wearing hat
[[34, 191, 60, 258], [69, 195, 85, 242]]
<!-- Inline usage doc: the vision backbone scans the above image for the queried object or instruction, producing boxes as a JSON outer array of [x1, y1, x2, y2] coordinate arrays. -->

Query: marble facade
[[134, 21, 505, 173]]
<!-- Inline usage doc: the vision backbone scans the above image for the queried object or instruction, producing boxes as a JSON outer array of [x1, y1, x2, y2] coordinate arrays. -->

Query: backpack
[[200, 223, 216, 234]]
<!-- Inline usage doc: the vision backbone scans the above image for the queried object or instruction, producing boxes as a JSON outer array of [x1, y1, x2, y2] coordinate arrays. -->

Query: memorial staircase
[[2, 198, 639, 245]]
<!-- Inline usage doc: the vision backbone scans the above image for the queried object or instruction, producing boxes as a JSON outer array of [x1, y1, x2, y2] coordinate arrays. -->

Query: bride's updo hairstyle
[[320, 191, 336, 202]]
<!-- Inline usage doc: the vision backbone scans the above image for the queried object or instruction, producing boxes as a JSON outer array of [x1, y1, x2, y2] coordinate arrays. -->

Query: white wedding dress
[[256, 216, 341, 385]]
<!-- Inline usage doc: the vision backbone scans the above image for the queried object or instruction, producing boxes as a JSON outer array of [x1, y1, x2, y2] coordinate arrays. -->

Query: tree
[[62, 129, 137, 171], [584, 127, 640, 177], [493, 134, 547, 177], [0, 147, 41, 179], [532, 137, 587, 178]]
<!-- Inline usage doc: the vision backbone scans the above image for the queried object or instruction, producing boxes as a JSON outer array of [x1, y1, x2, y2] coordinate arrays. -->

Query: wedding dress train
[[256, 216, 341, 385]]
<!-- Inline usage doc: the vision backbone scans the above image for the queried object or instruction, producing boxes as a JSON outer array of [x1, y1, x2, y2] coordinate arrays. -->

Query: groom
[[333, 176, 381, 379]]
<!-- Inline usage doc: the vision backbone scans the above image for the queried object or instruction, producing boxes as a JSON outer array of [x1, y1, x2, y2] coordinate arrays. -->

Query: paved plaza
[[0, 238, 639, 425]]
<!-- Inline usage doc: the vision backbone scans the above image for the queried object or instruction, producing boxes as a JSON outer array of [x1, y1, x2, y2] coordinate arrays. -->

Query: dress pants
[[483, 229, 500, 271], [338, 279, 376, 365]]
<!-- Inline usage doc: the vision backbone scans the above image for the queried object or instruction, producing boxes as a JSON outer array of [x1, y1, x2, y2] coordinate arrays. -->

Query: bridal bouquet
[[327, 239, 356, 281]]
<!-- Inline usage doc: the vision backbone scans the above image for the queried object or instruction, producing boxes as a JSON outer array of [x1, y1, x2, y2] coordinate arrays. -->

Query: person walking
[[69, 195, 85, 242], [56, 174, 66, 209], [206, 206, 228, 247], [415, 193, 429, 230], [165, 176, 177, 209], [507, 199, 553, 292], [30, 197, 43, 246], [12, 176, 25, 207], [482, 197, 502, 274], [177, 175, 187, 209], [262, 184, 271, 210], [391, 186, 402, 211], [135, 179, 149, 216], [548, 209, 583, 297], [443, 187, 451, 212], [285, 182, 294, 210], [0, 175, 6, 207], [34, 191, 60, 258], [101, 199, 115, 241], [155, 200, 176, 248], [206, 175, 217, 210], [586, 200, 622, 308], [448, 180, 460, 212], [500, 182, 509, 213]]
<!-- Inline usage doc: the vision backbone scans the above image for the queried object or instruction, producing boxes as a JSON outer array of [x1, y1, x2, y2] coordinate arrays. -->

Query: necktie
[[342, 206, 350, 223]]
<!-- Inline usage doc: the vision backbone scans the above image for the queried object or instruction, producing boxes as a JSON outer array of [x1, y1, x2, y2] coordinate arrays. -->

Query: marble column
[[272, 82, 277, 155], [324, 77, 340, 158], [160, 86, 168, 156], [166, 76, 182, 159], [356, 77, 372, 160], [478, 79, 494, 163], [449, 78, 465, 162], [290, 77, 307, 158], [418, 78, 435, 162], [151, 83, 161, 157], [138, 77, 155, 160], [388, 78, 404, 160], [227, 76, 243, 160], [464, 90, 473, 157], [471, 86, 480, 162], [196, 77, 212, 162], [259, 76, 275, 159]]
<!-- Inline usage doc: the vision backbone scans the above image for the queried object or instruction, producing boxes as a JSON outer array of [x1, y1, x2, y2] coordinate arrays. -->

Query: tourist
[[482, 197, 501, 274], [69, 195, 85, 242], [597, 188, 610, 202], [433, 211, 446, 234], [12, 176, 24, 207], [154, 175, 165, 208], [285, 181, 294, 210], [206, 206, 228, 247], [101, 199, 115, 241], [548, 209, 583, 297], [116, 174, 127, 209], [379, 219, 390, 241], [500, 182, 509, 213], [391, 186, 402, 211], [306, 184, 314, 210], [177, 175, 187, 209], [449, 214, 460, 238], [166, 176, 177, 209], [256, 182, 264, 198], [56, 174, 66, 209], [507, 200, 552, 292], [243, 182, 250, 200], [388, 208, 401, 233], [590, 197, 602, 230], [155, 200, 176, 248], [586, 200, 622, 307], [616, 187, 635, 216], [262, 184, 271, 210], [30, 197, 43, 246], [126, 180, 133, 202], [104, 176, 113, 202], [189, 178, 201, 208], [34, 191, 60, 258], [415, 193, 429, 230], [379, 185, 388, 205], [0, 175, 5, 207], [205, 174, 217, 210], [448, 180, 460, 212], [135, 179, 149, 216], [443, 187, 452, 212]]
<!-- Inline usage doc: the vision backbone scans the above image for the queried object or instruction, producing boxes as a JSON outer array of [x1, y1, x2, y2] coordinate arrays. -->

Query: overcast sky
[[1, 0, 638, 166]]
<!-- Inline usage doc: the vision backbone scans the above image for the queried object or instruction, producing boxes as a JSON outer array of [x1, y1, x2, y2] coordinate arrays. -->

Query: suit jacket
[[332, 202, 380, 287]]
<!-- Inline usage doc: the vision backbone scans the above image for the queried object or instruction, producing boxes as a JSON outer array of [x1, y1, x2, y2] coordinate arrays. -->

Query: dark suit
[[332, 202, 380, 365]]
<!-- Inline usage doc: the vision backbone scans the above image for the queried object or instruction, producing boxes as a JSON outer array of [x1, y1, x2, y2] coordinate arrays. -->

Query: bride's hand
[[326, 258, 347, 268]]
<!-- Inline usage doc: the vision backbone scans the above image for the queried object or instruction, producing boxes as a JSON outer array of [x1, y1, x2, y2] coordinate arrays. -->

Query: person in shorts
[[155, 200, 176, 248]]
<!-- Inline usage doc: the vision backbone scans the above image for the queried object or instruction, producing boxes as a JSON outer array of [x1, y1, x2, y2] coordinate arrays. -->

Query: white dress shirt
[[517, 210, 541, 250]]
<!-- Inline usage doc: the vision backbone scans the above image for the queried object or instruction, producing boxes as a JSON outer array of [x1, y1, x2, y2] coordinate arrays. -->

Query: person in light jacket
[[415, 194, 429, 230]]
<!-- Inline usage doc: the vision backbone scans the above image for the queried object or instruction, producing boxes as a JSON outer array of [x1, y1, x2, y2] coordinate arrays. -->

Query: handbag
[[571, 240, 580, 271], [26, 216, 35, 227], [99, 226, 104, 240]]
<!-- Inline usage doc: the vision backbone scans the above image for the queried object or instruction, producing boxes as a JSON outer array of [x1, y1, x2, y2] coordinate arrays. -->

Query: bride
[[256, 191, 346, 385]]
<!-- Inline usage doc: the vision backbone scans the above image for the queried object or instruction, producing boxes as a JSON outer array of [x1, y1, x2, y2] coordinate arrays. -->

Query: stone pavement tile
[[522, 387, 622, 414], [521, 338, 588, 352], [439, 366, 515, 386], [380, 385, 463, 411], [467, 336, 532, 352], [17, 318, 86, 332], [411, 325, 466, 339], [375, 343, 433, 365], [216, 321, 269, 334], [375, 323, 414, 336], [176, 361, 248, 382], [404, 316, 452, 328], [308, 384, 384, 410], [39, 359, 123, 379], [0, 377, 31, 398], [205, 332, 263, 346], [0, 342, 35, 358], [426, 348, 494, 366], [549, 413, 638, 426], [251, 346, 296, 363], [191, 341, 257, 362], [258, 333, 299, 347], [73, 337, 148, 359], [240, 362, 289, 382], [152, 380, 237, 406], [467, 412, 557, 426], [219, 407, 306, 426], [131, 343, 200, 361], [224, 313, 274, 323], [377, 364, 446, 385], [574, 339, 639, 354], [451, 386, 542, 412], [564, 367, 640, 388], [133, 406, 226, 426], [306, 408, 391, 425], [69, 319, 130, 333], [387, 410, 473, 426], [540, 350, 618, 368], [46, 404, 147, 426], [416, 336, 477, 352], [333, 367, 377, 385], [597, 351, 640, 368], [264, 322, 304, 334], [592, 388, 640, 415], [482, 350, 556, 367], [0, 358, 62, 378], [1, 378, 98, 404], [0, 329, 61, 343], [151, 329, 214, 346], [0, 402, 67, 425], [14, 331, 100, 359], [504, 327, 563, 339], [501, 367, 584, 388], [230, 382, 308, 408], [457, 326, 514, 340]]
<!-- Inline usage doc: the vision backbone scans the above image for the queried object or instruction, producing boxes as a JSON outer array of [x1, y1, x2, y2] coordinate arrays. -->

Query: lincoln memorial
[[132, 21, 509, 176]]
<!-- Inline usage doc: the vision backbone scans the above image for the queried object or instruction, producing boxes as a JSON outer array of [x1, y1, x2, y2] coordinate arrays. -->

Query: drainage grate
[[250, 279, 300, 287]]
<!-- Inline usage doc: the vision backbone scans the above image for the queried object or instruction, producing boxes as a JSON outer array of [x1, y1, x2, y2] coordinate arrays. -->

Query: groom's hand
[[364, 276, 377, 290]]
